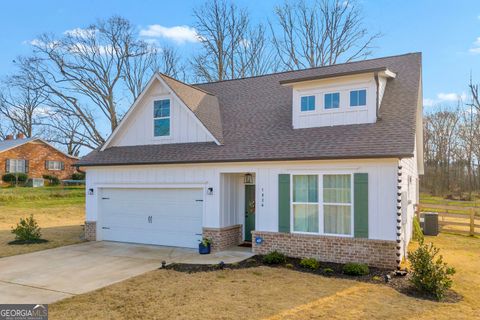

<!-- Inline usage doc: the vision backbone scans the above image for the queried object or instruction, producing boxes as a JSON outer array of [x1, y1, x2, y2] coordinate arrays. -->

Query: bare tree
[[15, 16, 162, 149], [41, 110, 85, 156], [192, 0, 273, 81], [0, 77, 47, 137], [271, 0, 381, 70]]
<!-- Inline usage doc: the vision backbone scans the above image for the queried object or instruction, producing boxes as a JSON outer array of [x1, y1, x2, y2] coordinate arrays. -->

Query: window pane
[[154, 118, 170, 136], [350, 90, 358, 106], [293, 204, 319, 232], [325, 93, 340, 109], [301, 96, 315, 111], [324, 205, 351, 235], [359, 89, 366, 105], [293, 175, 318, 202], [323, 174, 351, 203], [10, 159, 25, 173], [332, 93, 339, 107], [308, 96, 315, 110], [301, 96, 308, 111], [154, 100, 170, 118]]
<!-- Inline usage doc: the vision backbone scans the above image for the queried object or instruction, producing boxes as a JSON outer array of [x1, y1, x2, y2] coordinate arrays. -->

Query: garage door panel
[[99, 188, 203, 248]]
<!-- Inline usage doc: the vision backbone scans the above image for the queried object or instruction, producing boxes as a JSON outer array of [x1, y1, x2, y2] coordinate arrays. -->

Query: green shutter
[[354, 173, 368, 238], [278, 174, 290, 233]]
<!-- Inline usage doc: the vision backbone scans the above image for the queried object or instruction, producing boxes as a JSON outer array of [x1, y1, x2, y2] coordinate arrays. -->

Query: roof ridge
[[158, 73, 215, 96], [194, 52, 421, 86]]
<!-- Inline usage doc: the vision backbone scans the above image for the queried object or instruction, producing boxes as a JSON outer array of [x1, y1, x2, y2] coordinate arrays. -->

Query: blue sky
[[0, 0, 479, 109]]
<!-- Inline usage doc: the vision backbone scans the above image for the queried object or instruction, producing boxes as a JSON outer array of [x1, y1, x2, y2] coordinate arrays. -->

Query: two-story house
[[77, 53, 423, 269]]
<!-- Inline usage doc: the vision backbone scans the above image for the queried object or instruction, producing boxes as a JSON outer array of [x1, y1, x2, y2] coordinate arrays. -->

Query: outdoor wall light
[[244, 173, 253, 184], [207, 187, 214, 195], [88, 188, 94, 195]]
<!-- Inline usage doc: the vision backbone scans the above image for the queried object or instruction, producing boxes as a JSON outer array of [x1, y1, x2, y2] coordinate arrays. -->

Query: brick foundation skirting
[[203, 225, 242, 252], [84, 221, 96, 241], [252, 231, 397, 269]]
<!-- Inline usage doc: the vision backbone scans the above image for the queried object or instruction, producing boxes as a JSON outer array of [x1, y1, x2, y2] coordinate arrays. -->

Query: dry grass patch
[[0, 187, 85, 257], [0, 226, 84, 257], [50, 233, 479, 320]]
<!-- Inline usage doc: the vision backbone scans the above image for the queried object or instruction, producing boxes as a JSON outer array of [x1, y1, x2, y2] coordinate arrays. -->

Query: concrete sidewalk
[[0, 241, 253, 304]]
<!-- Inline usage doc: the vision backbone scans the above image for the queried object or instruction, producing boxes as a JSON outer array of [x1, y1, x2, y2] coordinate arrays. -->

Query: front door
[[244, 185, 255, 242]]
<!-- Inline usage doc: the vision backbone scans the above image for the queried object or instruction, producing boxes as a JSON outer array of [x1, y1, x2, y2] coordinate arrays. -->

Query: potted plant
[[198, 237, 212, 254]]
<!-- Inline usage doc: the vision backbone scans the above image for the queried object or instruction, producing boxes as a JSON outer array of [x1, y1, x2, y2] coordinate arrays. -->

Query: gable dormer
[[102, 74, 223, 150], [280, 67, 396, 129]]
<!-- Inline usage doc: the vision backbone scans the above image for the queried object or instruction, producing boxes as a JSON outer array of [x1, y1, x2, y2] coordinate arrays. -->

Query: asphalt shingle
[[78, 53, 421, 167]]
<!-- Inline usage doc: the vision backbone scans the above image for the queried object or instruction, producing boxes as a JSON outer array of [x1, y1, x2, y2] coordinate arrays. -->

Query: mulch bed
[[8, 239, 49, 245], [163, 255, 462, 303]]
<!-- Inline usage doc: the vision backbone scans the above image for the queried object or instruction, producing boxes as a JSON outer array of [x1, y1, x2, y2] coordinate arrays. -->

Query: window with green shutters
[[280, 173, 368, 238]]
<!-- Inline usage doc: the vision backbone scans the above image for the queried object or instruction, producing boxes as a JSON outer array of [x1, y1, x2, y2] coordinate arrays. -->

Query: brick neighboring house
[[0, 134, 78, 183]]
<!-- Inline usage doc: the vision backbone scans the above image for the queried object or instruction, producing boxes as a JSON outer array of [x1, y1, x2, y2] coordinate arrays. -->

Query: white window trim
[[9, 159, 26, 173], [153, 97, 172, 139], [323, 91, 341, 111], [349, 88, 368, 108], [300, 95, 316, 113], [290, 172, 354, 238], [47, 160, 63, 171]]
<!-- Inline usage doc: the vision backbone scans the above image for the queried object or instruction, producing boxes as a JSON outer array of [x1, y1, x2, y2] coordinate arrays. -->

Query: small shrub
[[11, 215, 41, 242], [263, 251, 286, 265], [412, 216, 424, 242], [300, 258, 320, 270], [71, 172, 85, 180], [409, 240, 456, 300], [42, 174, 60, 186], [285, 263, 294, 269], [2, 173, 28, 184], [343, 262, 370, 276], [323, 268, 334, 275]]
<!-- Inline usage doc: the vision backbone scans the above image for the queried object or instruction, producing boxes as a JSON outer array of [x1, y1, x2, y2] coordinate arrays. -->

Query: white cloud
[[437, 92, 463, 101], [139, 24, 200, 44], [424, 92, 467, 107], [64, 27, 95, 38], [469, 37, 480, 54]]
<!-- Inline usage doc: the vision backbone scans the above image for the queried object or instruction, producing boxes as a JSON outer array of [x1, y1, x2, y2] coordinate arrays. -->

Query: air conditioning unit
[[422, 212, 439, 236], [26, 178, 45, 188]]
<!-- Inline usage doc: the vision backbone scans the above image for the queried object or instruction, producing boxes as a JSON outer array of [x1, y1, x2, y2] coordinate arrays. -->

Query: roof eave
[[279, 67, 395, 86], [76, 153, 413, 168]]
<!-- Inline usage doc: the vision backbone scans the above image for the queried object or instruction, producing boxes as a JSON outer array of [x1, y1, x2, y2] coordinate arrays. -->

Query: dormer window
[[324, 92, 340, 109], [350, 89, 366, 107], [301, 95, 315, 112], [154, 99, 170, 137]]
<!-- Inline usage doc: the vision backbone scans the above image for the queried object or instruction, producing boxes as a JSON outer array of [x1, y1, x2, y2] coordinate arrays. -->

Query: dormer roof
[[279, 67, 396, 85], [158, 74, 224, 144]]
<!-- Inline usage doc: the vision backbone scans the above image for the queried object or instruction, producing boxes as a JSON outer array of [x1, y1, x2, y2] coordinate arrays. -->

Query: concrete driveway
[[0, 241, 253, 304]]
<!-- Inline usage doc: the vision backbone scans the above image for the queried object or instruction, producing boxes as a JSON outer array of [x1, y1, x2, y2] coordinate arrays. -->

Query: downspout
[[374, 72, 380, 120]]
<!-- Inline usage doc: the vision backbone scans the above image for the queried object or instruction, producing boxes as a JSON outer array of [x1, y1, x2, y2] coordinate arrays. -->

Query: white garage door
[[99, 188, 203, 248]]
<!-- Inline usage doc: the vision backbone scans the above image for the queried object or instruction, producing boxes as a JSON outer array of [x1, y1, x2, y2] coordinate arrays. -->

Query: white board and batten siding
[[291, 73, 388, 129], [85, 158, 399, 242], [400, 140, 420, 248], [109, 79, 214, 147]]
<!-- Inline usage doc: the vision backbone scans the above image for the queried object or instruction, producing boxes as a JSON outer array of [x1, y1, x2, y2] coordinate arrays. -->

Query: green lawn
[[420, 193, 480, 216], [0, 186, 85, 257]]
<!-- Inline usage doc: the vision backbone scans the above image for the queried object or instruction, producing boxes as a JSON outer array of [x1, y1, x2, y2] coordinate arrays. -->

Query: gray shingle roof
[[0, 138, 36, 153], [78, 53, 421, 167]]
